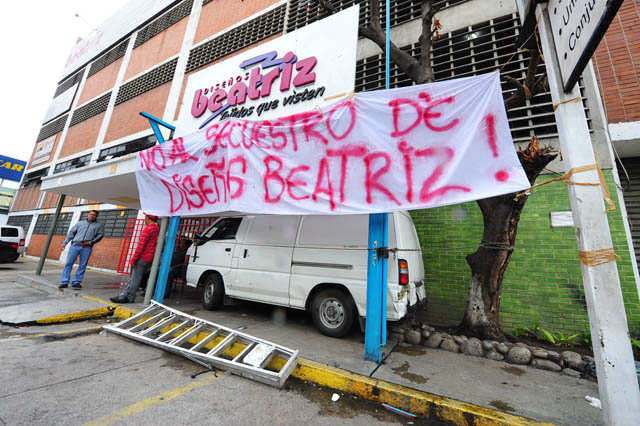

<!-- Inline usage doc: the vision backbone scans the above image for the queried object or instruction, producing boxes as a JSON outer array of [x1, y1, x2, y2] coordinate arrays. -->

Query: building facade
[[9, 0, 640, 334]]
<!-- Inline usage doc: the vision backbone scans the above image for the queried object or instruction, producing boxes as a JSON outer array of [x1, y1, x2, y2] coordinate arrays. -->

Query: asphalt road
[[0, 261, 429, 426]]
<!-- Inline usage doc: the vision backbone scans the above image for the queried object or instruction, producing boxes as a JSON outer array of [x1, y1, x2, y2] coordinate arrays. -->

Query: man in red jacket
[[111, 214, 160, 304]]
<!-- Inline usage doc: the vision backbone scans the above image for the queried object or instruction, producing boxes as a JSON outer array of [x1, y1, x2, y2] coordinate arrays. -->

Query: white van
[[185, 212, 426, 337], [0, 225, 25, 263]]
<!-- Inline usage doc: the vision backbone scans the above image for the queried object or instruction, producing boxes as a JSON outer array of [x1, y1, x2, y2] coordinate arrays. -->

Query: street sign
[[547, 0, 623, 92], [0, 155, 26, 183]]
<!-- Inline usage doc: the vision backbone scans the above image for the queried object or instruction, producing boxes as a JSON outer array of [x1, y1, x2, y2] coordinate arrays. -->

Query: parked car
[[0, 225, 25, 263], [185, 212, 426, 337]]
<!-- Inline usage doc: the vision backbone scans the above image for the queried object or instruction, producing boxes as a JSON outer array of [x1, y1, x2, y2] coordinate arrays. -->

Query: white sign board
[[42, 83, 78, 124], [136, 73, 531, 217], [61, 0, 178, 79], [548, 0, 624, 91], [32, 135, 56, 166], [174, 6, 359, 137]]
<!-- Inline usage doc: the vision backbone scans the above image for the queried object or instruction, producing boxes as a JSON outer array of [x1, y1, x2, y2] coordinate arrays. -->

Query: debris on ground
[[585, 395, 601, 409], [382, 403, 416, 418], [332, 393, 340, 402]]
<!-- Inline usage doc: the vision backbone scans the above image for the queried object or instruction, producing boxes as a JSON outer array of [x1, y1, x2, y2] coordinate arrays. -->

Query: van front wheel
[[311, 289, 355, 338], [202, 274, 224, 310]]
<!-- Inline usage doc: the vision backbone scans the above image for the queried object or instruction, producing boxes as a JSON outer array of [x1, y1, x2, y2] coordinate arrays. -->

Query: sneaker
[[59, 284, 68, 289], [71, 284, 82, 290]]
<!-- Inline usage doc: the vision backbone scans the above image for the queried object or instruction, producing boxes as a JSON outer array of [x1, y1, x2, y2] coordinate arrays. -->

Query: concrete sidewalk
[[8, 259, 603, 425]]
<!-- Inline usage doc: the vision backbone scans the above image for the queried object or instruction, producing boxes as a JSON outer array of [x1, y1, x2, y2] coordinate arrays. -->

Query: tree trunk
[[459, 139, 557, 340]]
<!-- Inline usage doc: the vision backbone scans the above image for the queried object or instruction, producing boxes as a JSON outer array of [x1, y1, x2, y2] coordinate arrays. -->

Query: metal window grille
[[115, 58, 178, 105], [202, 0, 213, 6], [286, 0, 470, 32], [53, 154, 92, 175], [135, 0, 194, 48], [355, 13, 592, 142], [88, 38, 130, 78], [185, 5, 286, 73], [54, 70, 84, 98], [98, 135, 157, 163], [33, 212, 72, 235], [7, 215, 33, 231], [20, 168, 49, 189], [70, 92, 112, 127], [81, 209, 139, 238], [37, 115, 67, 142]]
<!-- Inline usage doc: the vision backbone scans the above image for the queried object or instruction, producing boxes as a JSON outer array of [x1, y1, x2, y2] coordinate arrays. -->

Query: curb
[[95, 297, 556, 426], [16, 274, 62, 296]]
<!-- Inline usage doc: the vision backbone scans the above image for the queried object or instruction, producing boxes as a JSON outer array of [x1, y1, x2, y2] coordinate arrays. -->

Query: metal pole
[[35, 194, 66, 275], [364, 0, 391, 363], [535, 4, 640, 424], [144, 216, 168, 304], [154, 216, 180, 303]]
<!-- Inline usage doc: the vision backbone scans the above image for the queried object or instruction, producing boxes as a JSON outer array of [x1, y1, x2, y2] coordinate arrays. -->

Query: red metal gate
[[117, 216, 217, 274]]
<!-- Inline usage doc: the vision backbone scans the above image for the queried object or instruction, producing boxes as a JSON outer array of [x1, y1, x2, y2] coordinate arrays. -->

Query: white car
[[0, 225, 25, 263], [185, 212, 426, 337]]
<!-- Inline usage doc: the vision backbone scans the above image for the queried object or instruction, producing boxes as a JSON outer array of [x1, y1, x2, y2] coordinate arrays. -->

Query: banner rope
[[553, 97, 582, 111], [579, 248, 620, 267]]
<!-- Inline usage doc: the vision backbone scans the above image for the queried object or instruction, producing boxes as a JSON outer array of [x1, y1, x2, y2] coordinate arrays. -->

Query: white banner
[[136, 73, 530, 216]]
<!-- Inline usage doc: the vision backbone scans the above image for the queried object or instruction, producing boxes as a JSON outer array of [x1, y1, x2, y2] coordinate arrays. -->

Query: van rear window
[[1, 228, 19, 237]]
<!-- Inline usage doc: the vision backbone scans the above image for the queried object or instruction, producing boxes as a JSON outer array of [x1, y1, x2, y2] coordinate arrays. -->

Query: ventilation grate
[[355, 13, 592, 142], [37, 115, 68, 142], [286, 0, 470, 32], [70, 92, 111, 127], [88, 38, 130, 78], [135, 0, 194, 48], [186, 4, 286, 73], [115, 58, 178, 105], [33, 212, 72, 235], [81, 209, 138, 238], [54, 70, 84, 98], [6, 215, 33, 231]]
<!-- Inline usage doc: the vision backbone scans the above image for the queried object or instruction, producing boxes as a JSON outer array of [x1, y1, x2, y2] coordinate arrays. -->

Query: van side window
[[207, 218, 242, 241], [1, 228, 19, 237]]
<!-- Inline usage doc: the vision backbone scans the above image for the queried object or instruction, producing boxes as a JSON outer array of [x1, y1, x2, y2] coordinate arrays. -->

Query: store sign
[[32, 136, 56, 166], [0, 155, 27, 182], [548, 0, 623, 92], [137, 73, 530, 217], [175, 6, 359, 137]]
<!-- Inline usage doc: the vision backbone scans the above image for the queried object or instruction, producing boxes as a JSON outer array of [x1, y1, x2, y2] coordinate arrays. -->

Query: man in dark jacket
[[59, 210, 104, 290], [111, 214, 160, 303]]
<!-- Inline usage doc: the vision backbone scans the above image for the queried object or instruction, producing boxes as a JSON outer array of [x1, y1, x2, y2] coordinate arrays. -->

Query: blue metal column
[[364, 0, 391, 363], [140, 111, 178, 304]]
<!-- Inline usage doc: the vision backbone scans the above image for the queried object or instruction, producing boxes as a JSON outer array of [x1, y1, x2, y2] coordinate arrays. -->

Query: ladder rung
[[115, 305, 159, 329], [157, 319, 192, 342], [171, 323, 205, 347], [129, 312, 169, 333], [140, 315, 176, 337], [207, 332, 237, 357], [232, 342, 256, 363], [243, 343, 276, 368], [191, 329, 221, 352]]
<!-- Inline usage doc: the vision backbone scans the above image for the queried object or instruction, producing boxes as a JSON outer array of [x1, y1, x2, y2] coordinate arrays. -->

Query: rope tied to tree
[[479, 241, 514, 252], [553, 97, 582, 111]]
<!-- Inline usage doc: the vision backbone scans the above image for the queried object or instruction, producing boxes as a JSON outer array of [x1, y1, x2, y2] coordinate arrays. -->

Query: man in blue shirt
[[59, 210, 105, 289]]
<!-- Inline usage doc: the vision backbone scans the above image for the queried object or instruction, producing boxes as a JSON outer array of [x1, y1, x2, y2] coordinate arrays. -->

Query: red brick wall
[[593, 1, 640, 124], [78, 58, 123, 105], [61, 112, 105, 158], [195, 0, 281, 44], [11, 185, 41, 211], [27, 234, 125, 271], [125, 17, 188, 80]]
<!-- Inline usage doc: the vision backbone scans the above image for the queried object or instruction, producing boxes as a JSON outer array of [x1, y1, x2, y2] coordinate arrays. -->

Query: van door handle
[[225, 247, 231, 252], [243, 249, 248, 258]]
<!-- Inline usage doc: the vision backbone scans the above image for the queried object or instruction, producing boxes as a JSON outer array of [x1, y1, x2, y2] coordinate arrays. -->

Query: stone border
[[392, 325, 594, 380]]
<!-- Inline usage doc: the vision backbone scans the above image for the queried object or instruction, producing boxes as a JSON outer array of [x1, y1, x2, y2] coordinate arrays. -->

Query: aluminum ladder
[[103, 301, 299, 388]]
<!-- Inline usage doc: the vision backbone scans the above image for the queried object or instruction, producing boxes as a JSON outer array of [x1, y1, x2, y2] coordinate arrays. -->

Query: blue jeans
[[61, 244, 93, 285]]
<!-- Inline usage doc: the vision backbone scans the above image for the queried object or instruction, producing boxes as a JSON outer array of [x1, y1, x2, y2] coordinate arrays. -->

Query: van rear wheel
[[202, 274, 224, 310], [311, 289, 355, 338]]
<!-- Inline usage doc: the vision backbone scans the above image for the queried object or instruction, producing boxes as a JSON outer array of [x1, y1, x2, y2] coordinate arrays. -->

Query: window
[[98, 136, 156, 163], [197, 218, 242, 245], [1, 227, 19, 237], [80, 209, 138, 238], [33, 213, 72, 235], [20, 168, 49, 188], [54, 154, 92, 174], [7, 215, 33, 231]]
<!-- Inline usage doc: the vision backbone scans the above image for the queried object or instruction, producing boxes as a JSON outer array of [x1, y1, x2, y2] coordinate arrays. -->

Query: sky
[[0, 0, 130, 187]]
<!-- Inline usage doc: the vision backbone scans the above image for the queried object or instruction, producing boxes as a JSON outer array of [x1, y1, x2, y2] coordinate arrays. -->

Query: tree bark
[[460, 139, 557, 340]]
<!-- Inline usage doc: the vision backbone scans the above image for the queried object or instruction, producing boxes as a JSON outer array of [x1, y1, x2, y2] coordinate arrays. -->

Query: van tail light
[[19, 239, 25, 247], [11, 244, 19, 249], [399, 259, 409, 285], [184, 254, 190, 264]]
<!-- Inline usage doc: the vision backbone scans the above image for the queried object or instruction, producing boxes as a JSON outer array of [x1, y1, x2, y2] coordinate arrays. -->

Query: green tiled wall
[[410, 170, 640, 335]]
